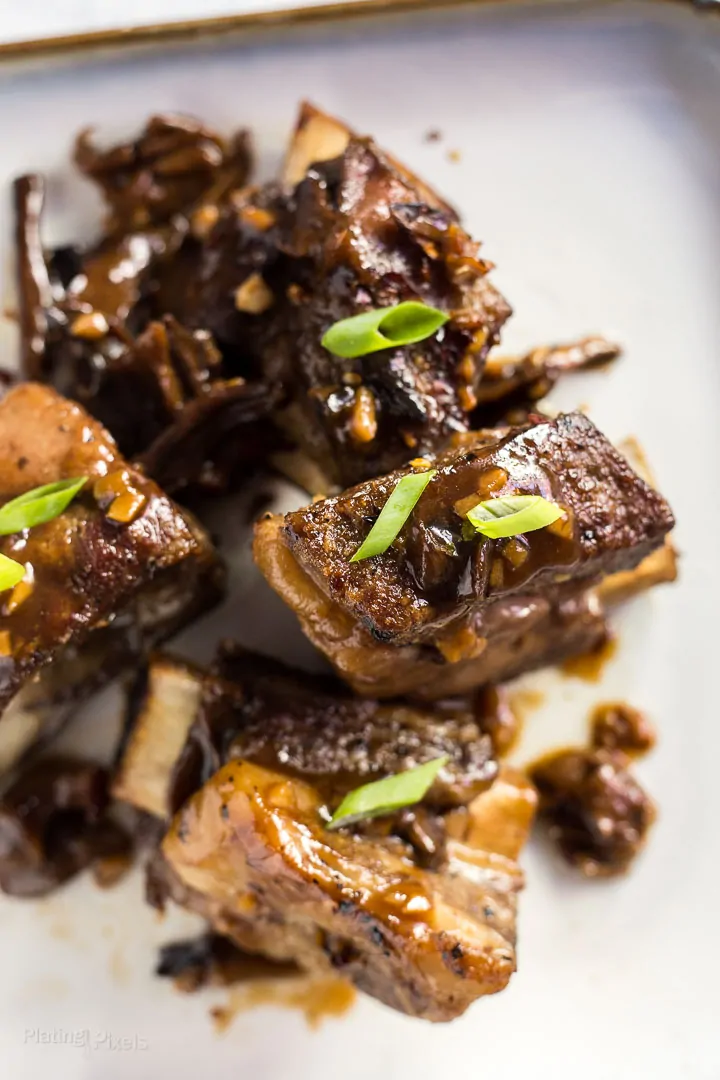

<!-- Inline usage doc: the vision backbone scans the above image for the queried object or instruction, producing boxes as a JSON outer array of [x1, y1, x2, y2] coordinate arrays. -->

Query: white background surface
[[0, 2, 718, 1078], [0, 0, 377, 45]]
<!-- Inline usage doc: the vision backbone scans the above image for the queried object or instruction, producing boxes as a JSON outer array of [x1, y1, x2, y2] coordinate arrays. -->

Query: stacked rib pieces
[[0, 103, 675, 1020]]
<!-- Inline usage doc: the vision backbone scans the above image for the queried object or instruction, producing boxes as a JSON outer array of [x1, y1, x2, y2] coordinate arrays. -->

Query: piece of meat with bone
[[17, 115, 253, 381], [0, 383, 224, 777], [192, 103, 511, 490], [113, 648, 498, 826], [162, 760, 534, 1021], [254, 411, 674, 698], [113, 646, 535, 1020]]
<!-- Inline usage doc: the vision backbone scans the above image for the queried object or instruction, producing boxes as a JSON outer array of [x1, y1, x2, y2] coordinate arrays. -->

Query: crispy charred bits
[[194, 104, 512, 488], [530, 747, 656, 877], [255, 412, 674, 698], [14, 118, 273, 494], [162, 759, 536, 1021], [74, 114, 252, 235], [473, 335, 621, 412], [0, 384, 223, 776], [156, 933, 299, 992], [0, 758, 131, 897]]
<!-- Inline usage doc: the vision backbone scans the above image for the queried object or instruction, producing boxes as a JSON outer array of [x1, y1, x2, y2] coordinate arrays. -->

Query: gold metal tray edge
[[0, 0, 713, 62]]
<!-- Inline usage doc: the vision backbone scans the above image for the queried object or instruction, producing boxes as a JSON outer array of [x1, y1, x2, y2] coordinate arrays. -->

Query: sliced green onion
[[0, 477, 87, 536], [465, 494, 563, 539], [327, 755, 449, 830], [0, 553, 26, 593], [350, 469, 436, 562], [322, 301, 449, 359]]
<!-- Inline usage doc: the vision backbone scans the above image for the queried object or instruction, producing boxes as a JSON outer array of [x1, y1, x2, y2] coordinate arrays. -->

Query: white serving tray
[[0, 3, 718, 1078]]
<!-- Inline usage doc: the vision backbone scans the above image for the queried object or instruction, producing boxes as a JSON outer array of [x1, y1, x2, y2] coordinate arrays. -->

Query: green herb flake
[[0, 477, 88, 537], [350, 469, 436, 562], [321, 301, 449, 359], [465, 494, 563, 540], [0, 553, 26, 593], [327, 755, 449, 831]]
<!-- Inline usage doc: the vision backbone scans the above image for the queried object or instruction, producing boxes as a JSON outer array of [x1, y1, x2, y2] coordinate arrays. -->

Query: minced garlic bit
[[234, 273, 274, 314], [107, 490, 147, 525], [348, 386, 378, 445], [5, 578, 34, 615], [70, 311, 110, 340]]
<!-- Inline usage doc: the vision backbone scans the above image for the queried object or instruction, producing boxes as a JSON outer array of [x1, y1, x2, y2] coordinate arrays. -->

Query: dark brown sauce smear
[[590, 702, 656, 758], [560, 636, 617, 682], [210, 976, 356, 1032]]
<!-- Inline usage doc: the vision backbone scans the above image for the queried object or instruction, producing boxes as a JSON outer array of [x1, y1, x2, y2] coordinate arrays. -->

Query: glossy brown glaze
[[279, 413, 674, 645], [193, 104, 511, 488], [162, 760, 532, 1021], [590, 702, 656, 757], [211, 975, 356, 1032], [0, 384, 223, 766], [560, 636, 618, 682], [255, 511, 608, 699]]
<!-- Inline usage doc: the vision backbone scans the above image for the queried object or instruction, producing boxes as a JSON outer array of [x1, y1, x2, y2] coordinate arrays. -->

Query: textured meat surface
[[0, 383, 223, 727], [162, 760, 536, 1021], [170, 645, 497, 813], [194, 104, 511, 488], [255, 514, 607, 698], [278, 412, 674, 644]]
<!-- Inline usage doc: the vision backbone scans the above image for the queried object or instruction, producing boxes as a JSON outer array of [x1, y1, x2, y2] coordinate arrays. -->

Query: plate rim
[[0, 0, 713, 63]]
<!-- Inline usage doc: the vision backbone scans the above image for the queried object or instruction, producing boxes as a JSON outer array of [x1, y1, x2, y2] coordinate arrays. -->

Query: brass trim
[[0, 0, 712, 63]]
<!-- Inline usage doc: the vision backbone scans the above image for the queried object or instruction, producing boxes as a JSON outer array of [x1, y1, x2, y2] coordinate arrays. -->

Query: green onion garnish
[[327, 755, 449, 830], [0, 553, 26, 593], [0, 477, 87, 537], [350, 469, 436, 562], [465, 494, 563, 539], [322, 301, 449, 359]]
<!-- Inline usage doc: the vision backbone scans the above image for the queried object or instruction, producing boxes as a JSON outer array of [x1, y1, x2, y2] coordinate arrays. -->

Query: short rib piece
[[115, 646, 535, 1021], [0, 383, 223, 775], [254, 412, 674, 698]]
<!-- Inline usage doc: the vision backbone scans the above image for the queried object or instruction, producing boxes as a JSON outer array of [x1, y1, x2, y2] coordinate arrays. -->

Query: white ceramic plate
[[0, 3, 718, 1078]]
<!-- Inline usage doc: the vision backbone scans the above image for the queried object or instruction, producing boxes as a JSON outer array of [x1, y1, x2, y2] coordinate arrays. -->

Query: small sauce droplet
[[561, 637, 617, 682]]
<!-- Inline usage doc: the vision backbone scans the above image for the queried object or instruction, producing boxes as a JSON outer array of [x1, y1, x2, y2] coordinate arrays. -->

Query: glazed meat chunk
[[193, 103, 512, 490], [0, 384, 223, 775], [162, 759, 535, 1021], [114, 647, 535, 1021], [114, 647, 498, 824], [255, 412, 674, 698]]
